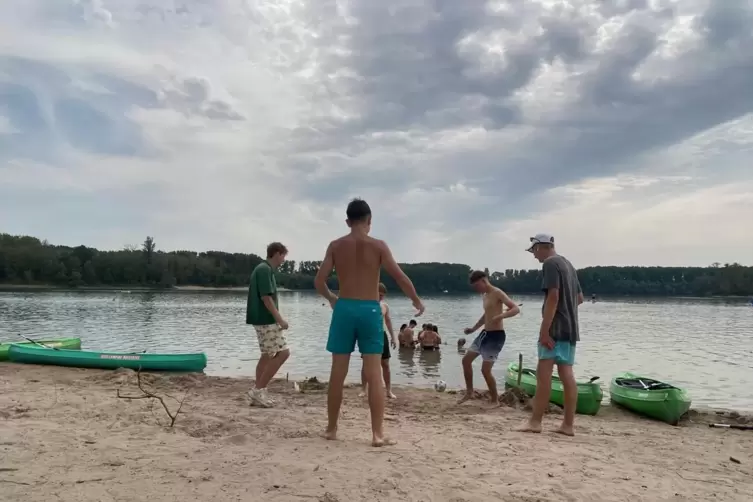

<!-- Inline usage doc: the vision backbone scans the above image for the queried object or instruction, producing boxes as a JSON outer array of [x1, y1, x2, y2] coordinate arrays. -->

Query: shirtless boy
[[460, 270, 520, 404], [398, 324, 416, 348], [314, 198, 424, 447], [418, 324, 441, 350], [359, 283, 397, 399]]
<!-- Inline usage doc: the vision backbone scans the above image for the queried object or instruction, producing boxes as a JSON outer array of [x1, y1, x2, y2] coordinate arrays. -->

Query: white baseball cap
[[526, 233, 554, 252]]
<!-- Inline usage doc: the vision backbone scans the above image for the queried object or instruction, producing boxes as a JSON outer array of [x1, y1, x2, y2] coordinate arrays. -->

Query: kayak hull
[[8, 345, 207, 372], [609, 372, 691, 425], [504, 362, 604, 415], [0, 338, 81, 361]]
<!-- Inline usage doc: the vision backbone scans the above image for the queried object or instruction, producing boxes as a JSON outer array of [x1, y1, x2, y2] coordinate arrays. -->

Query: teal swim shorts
[[326, 298, 384, 355], [538, 341, 576, 365]]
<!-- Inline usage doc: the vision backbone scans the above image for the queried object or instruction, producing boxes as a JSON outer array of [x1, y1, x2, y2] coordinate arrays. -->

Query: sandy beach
[[1, 364, 751, 502]]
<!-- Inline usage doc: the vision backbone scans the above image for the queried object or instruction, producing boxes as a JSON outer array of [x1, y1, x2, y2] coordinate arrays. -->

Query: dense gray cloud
[[0, 0, 751, 269], [290, 0, 753, 204]]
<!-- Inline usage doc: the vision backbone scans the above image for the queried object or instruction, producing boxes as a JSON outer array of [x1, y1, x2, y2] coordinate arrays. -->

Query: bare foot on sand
[[358, 390, 366, 398], [387, 391, 397, 399], [322, 428, 338, 441], [515, 421, 542, 433], [372, 436, 397, 447], [554, 425, 575, 437], [457, 392, 473, 404]]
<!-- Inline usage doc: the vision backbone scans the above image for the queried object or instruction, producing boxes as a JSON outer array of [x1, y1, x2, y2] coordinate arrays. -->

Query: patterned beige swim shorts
[[253, 324, 288, 356]]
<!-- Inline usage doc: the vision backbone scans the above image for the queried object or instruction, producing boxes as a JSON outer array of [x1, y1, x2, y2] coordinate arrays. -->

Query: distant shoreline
[[0, 284, 291, 293], [0, 283, 749, 299]]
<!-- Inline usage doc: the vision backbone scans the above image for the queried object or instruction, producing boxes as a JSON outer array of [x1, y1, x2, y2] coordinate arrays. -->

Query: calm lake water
[[1, 290, 751, 411]]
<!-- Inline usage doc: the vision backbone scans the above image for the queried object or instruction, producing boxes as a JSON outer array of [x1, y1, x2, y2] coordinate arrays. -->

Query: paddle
[[588, 376, 600, 383], [709, 423, 753, 431], [637, 379, 650, 390], [16, 334, 60, 350]]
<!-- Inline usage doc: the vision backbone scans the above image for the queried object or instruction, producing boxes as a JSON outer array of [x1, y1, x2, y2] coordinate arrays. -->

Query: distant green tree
[[142, 237, 156, 264], [82, 260, 97, 284], [0, 233, 751, 296]]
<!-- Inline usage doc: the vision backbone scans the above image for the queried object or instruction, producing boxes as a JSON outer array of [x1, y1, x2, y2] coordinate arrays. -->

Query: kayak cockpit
[[615, 378, 675, 391]]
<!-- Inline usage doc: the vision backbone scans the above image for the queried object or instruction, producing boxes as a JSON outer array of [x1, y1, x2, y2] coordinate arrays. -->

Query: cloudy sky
[[1, 0, 752, 271]]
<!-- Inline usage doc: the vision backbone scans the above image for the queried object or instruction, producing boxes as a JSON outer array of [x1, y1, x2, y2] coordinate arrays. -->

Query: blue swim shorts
[[468, 330, 506, 363], [538, 341, 576, 366], [326, 298, 384, 355]]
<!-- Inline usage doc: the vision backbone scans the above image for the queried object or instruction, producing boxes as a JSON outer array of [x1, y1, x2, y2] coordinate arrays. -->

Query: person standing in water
[[246, 242, 290, 408], [398, 324, 416, 348], [315, 198, 424, 447], [418, 324, 441, 349], [517, 233, 584, 436], [359, 283, 398, 399], [460, 270, 520, 405], [401, 319, 418, 346]]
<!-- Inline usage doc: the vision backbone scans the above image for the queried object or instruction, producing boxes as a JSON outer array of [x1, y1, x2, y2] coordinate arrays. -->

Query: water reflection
[[396, 347, 417, 378], [417, 348, 442, 379]]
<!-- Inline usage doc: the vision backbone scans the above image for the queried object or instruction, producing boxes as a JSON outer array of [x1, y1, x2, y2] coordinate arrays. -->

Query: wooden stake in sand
[[116, 368, 188, 428], [517, 353, 523, 387]]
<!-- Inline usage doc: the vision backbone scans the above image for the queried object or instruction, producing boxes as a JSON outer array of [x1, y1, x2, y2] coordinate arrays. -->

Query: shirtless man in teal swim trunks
[[517, 233, 584, 436], [315, 198, 424, 447]]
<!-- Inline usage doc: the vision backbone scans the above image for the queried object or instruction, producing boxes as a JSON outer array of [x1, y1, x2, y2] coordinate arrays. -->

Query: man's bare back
[[419, 331, 439, 346], [329, 234, 384, 300], [419, 325, 441, 348], [314, 197, 424, 447], [399, 328, 415, 348]]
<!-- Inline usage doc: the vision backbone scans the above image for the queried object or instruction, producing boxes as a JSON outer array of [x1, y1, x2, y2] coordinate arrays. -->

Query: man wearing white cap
[[517, 233, 584, 436]]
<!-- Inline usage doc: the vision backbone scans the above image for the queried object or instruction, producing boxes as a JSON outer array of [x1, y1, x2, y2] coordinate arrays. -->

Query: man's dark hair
[[346, 198, 371, 222], [266, 242, 288, 258], [409, 319, 417, 326], [400, 323, 407, 331], [432, 325, 438, 333], [469, 270, 488, 284]]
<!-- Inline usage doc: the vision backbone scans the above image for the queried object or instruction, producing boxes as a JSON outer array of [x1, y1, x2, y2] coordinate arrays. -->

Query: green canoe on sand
[[504, 362, 604, 415], [8, 344, 207, 372], [0, 338, 81, 361], [609, 372, 691, 425]]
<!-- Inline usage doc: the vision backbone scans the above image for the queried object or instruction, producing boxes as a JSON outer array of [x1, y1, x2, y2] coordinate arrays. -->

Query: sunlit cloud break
[[1, 0, 751, 271]]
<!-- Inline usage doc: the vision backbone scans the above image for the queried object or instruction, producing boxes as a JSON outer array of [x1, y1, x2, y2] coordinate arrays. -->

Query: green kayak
[[8, 344, 207, 372], [609, 372, 691, 425], [504, 362, 604, 415], [0, 338, 81, 361]]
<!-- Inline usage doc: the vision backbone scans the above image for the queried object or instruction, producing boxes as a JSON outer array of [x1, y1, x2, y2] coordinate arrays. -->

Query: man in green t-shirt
[[246, 242, 289, 408]]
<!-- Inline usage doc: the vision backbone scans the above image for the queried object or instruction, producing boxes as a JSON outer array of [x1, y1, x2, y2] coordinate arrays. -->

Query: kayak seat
[[615, 378, 675, 391]]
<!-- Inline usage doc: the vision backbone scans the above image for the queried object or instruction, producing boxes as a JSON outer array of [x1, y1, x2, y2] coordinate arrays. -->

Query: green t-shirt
[[246, 261, 278, 326]]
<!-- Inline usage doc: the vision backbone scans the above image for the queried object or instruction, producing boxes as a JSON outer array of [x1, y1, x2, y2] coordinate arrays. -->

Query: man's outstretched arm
[[314, 242, 338, 306], [378, 240, 423, 314]]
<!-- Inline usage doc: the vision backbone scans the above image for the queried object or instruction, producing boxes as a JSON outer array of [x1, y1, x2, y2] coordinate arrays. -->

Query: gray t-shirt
[[541, 255, 582, 344]]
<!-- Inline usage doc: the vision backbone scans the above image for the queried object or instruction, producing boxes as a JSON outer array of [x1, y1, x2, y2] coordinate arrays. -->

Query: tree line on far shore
[[1, 233, 752, 297]]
